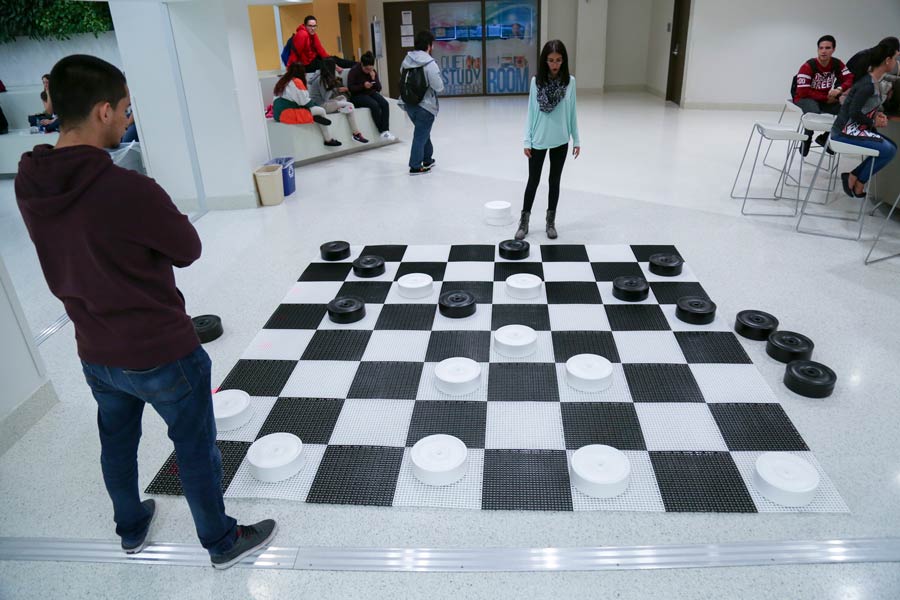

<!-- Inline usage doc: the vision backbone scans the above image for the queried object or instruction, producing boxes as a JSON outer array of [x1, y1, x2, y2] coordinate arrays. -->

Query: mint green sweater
[[523, 76, 580, 150]]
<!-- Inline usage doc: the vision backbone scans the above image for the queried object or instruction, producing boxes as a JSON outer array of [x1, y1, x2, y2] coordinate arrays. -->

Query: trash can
[[265, 156, 296, 197], [254, 164, 284, 206]]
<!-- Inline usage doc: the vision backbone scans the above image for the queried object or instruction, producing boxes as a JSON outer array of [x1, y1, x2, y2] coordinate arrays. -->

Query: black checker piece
[[439, 281, 494, 304], [405, 401, 487, 448], [650, 451, 757, 513], [487, 363, 560, 402], [306, 445, 404, 506], [146, 441, 249, 496], [561, 403, 646, 450], [623, 363, 704, 403], [256, 397, 344, 444], [218, 359, 298, 397], [347, 361, 424, 400], [482, 450, 573, 511], [551, 331, 620, 363], [301, 330, 372, 361], [674, 332, 751, 364], [264, 304, 326, 329], [425, 331, 491, 362], [708, 404, 809, 451]]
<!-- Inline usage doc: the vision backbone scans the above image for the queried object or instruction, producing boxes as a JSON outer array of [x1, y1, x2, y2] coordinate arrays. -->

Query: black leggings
[[522, 143, 568, 212]]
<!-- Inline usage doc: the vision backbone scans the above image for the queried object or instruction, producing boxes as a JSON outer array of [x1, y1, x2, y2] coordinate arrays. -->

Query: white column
[[576, 0, 608, 91]]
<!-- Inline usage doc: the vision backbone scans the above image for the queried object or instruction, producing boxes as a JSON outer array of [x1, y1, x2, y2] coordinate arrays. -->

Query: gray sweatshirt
[[398, 50, 445, 116]]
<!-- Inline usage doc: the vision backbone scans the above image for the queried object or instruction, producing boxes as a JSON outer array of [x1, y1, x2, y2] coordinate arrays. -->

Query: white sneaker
[[381, 131, 397, 141]]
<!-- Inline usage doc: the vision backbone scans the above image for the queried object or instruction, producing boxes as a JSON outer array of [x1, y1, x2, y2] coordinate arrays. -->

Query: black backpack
[[790, 58, 842, 97], [399, 61, 433, 105]]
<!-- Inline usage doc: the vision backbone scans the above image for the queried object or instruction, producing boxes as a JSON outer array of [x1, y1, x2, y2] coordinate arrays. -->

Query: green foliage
[[0, 0, 113, 43]]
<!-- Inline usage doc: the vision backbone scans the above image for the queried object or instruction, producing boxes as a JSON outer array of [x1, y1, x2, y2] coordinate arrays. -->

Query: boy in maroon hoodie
[[15, 55, 275, 569]]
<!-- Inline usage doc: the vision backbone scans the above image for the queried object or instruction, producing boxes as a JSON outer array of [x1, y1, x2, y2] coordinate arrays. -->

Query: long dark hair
[[868, 41, 897, 70], [320, 57, 339, 91], [536, 40, 570, 87], [274, 63, 307, 97]]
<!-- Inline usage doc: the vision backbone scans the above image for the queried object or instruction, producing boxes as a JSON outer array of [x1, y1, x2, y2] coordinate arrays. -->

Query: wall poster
[[484, 1, 538, 95], [429, 2, 484, 96]]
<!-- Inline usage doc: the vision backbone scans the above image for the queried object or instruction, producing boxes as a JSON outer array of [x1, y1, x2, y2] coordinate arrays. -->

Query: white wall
[[604, 0, 651, 88], [575, 0, 608, 90], [0, 32, 122, 90], [683, 0, 900, 108], [547, 0, 579, 75], [646, 0, 673, 96]]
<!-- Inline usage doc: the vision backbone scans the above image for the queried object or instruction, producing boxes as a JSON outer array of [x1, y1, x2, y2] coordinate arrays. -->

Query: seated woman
[[272, 63, 341, 147], [38, 91, 60, 133], [347, 51, 395, 140], [308, 58, 368, 143], [832, 41, 899, 197]]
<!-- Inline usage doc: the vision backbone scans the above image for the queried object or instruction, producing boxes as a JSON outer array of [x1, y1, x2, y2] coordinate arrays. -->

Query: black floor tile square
[[630, 245, 681, 262], [439, 281, 494, 304], [487, 363, 560, 401], [675, 332, 752, 364], [709, 404, 809, 451], [551, 331, 620, 362], [540, 244, 589, 262], [491, 304, 551, 331], [648, 282, 709, 304], [405, 401, 487, 448], [301, 330, 373, 361], [336, 281, 392, 304], [347, 361, 424, 399], [360, 245, 407, 261], [374, 304, 436, 330], [425, 331, 491, 362], [605, 305, 671, 331], [395, 262, 447, 281], [482, 450, 572, 511], [256, 397, 344, 444], [449, 244, 495, 261], [146, 441, 249, 496], [545, 282, 603, 304], [264, 304, 327, 329], [561, 403, 646, 450], [306, 445, 404, 506], [494, 261, 545, 281], [299, 262, 353, 282], [650, 451, 757, 513], [590, 262, 644, 281], [218, 359, 298, 397], [623, 363, 705, 403]]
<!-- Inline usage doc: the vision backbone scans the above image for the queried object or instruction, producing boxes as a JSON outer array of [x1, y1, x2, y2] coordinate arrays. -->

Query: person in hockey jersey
[[793, 35, 854, 156]]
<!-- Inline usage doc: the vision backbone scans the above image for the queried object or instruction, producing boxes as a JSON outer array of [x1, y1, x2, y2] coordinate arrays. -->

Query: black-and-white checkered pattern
[[147, 244, 847, 513]]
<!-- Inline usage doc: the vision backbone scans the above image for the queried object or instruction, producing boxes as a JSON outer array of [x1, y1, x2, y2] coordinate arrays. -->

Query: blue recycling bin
[[266, 156, 296, 196]]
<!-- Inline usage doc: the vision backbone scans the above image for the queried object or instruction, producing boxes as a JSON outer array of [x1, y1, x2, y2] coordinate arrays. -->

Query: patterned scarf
[[537, 77, 567, 113]]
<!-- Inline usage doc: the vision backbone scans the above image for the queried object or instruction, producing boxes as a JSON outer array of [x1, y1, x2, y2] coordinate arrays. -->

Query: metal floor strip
[[1, 537, 898, 571]]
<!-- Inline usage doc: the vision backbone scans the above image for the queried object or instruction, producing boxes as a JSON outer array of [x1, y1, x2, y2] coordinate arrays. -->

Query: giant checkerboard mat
[[147, 244, 847, 513]]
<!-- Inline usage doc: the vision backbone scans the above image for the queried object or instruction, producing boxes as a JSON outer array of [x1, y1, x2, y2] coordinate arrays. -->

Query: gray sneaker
[[122, 499, 157, 555], [210, 520, 278, 570]]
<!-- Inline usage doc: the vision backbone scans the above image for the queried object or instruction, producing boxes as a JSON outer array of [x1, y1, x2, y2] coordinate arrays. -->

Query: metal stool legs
[[795, 147, 874, 241], [865, 192, 900, 265]]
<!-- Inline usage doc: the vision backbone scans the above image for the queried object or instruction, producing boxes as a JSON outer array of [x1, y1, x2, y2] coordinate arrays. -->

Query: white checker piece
[[393, 448, 485, 509], [690, 364, 779, 403], [555, 363, 633, 403], [731, 451, 849, 513], [417, 362, 488, 401], [548, 304, 611, 331], [634, 403, 729, 451], [361, 331, 431, 362], [225, 443, 327, 501], [328, 399, 415, 446], [568, 450, 665, 512], [492, 281, 549, 304], [215, 397, 277, 442], [385, 282, 442, 304], [489, 331, 555, 363], [613, 331, 687, 364], [241, 329, 315, 360], [485, 401, 566, 450]]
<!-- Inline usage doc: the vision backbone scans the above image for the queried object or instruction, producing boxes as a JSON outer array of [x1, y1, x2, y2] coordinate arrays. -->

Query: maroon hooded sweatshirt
[[16, 144, 201, 369]]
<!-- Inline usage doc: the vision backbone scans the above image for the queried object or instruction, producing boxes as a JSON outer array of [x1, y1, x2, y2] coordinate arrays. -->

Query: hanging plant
[[0, 0, 114, 43]]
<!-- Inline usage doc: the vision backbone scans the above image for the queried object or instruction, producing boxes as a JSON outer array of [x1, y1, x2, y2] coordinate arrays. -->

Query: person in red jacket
[[15, 54, 276, 569], [793, 35, 854, 155], [287, 15, 355, 72]]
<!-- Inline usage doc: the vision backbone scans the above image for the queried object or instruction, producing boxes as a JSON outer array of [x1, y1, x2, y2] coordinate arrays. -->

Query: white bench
[[0, 130, 59, 175]]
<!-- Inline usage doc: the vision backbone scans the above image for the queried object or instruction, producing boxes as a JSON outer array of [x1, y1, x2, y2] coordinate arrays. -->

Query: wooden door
[[383, 1, 430, 98], [665, 0, 691, 105]]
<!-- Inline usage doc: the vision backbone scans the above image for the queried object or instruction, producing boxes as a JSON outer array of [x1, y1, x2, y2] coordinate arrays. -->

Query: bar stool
[[795, 137, 878, 241], [782, 113, 839, 197], [762, 99, 803, 171], [731, 121, 808, 216], [865, 191, 900, 265]]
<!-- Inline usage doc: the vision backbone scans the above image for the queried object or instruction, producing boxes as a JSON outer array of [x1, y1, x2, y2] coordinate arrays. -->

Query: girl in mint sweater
[[516, 39, 580, 240]]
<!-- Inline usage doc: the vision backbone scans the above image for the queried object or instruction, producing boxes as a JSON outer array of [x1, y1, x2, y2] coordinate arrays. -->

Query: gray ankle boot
[[514, 211, 530, 240], [546, 210, 557, 239]]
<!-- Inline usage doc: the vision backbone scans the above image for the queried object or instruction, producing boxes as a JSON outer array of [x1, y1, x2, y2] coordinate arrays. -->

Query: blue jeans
[[404, 105, 435, 169], [831, 132, 897, 183], [81, 346, 237, 555]]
